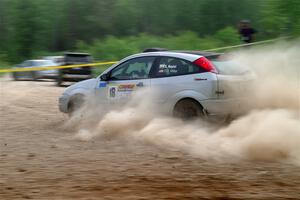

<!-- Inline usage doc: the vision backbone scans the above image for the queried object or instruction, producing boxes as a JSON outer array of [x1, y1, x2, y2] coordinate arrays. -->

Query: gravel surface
[[1, 79, 300, 200]]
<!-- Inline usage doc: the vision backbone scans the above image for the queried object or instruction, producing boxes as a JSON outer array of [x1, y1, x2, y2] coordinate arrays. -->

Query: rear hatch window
[[211, 55, 255, 101], [209, 55, 250, 75]]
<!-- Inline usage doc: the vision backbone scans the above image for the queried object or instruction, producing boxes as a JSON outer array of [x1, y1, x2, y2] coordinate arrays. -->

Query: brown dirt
[[1, 79, 300, 200]]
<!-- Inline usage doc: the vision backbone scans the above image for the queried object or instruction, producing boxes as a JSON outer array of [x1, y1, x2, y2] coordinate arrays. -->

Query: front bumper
[[58, 94, 70, 113]]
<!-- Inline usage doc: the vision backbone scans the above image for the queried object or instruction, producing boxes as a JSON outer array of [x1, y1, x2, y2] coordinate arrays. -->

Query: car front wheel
[[68, 94, 85, 117], [12, 72, 19, 81]]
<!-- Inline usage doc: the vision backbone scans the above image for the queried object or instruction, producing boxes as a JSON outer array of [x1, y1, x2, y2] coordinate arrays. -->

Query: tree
[[10, 0, 38, 61]]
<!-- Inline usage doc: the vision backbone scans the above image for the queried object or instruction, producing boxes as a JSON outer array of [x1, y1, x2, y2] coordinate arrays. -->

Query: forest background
[[0, 0, 299, 66]]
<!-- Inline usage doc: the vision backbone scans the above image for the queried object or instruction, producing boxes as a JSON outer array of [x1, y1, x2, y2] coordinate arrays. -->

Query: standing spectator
[[238, 20, 257, 43]]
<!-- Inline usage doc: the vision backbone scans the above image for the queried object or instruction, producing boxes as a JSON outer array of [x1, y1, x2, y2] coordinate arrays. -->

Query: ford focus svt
[[58, 50, 254, 119]]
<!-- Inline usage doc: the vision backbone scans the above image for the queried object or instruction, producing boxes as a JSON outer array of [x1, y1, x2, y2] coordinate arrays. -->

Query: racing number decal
[[108, 84, 136, 100], [108, 86, 117, 99]]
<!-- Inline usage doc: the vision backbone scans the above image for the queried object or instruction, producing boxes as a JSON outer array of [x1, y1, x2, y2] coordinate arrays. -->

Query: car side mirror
[[100, 73, 109, 81]]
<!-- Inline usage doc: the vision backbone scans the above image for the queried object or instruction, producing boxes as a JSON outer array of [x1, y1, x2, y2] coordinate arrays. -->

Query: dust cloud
[[71, 42, 300, 165]]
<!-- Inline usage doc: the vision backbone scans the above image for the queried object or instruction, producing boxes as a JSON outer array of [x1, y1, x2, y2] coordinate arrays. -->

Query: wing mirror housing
[[100, 73, 109, 81]]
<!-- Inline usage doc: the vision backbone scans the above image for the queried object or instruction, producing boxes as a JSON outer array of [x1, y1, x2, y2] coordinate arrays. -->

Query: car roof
[[142, 48, 222, 56], [27, 59, 52, 62], [43, 56, 64, 58], [124, 50, 221, 63], [64, 52, 91, 56], [173, 50, 223, 58]]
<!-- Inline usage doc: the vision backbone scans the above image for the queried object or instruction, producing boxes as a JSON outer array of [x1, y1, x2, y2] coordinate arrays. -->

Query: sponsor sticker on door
[[108, 84, 136, 100]]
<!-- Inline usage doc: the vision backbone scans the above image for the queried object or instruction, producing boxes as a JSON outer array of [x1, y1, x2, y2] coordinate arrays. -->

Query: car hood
[[63, 78, 97, 95]]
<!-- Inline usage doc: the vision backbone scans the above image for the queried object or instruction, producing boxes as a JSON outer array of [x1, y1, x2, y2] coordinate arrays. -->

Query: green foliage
[[0, 54, 10, 69], [77, 28, 240, 61], [260, 0, 300, 36], [0, 0, 299, 63], [214, 27, 241, 46]]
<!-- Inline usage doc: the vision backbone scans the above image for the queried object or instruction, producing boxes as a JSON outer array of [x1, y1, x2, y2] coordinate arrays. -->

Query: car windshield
[[34, 61, 55, 66], [43, 60, 55, 66], [32, 60, 55, 67], [210, 56, 250, 75]]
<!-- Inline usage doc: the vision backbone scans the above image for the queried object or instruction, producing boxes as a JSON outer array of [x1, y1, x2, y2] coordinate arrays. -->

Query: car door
[[96, 56, 156, 104], [20, 61, 34, 78]]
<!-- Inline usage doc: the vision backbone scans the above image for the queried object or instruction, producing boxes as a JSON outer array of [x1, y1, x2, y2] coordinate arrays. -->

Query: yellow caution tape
[[0, 61, 118, 73], [0, 36, 291, 73], [204, 36, 291, 52]]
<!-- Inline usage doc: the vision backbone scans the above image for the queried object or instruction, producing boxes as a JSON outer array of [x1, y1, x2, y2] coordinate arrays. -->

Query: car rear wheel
[[12, 72, 19, 81], [56, 78, 62, 86], [56, 70, 63, 86], [31, 71, 38, 81], [173, 99, 204, 120], [68, 95, 85, 117]]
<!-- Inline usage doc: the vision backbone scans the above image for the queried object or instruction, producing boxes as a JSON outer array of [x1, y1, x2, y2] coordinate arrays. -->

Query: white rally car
[[59, 50, 254, 119]]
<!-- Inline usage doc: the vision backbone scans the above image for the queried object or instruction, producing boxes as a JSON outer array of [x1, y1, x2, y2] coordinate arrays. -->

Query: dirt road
[[1, 79, 300, 199]]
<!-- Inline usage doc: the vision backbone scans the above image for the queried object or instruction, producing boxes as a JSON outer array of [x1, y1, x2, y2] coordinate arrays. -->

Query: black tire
[[56, 77, 62, 86], [173, 99, 204, 120], [68, 95, 85, 117], [31, 71, 38, 81], [56, 70, 63, 86], [12, 72, 19, 81]]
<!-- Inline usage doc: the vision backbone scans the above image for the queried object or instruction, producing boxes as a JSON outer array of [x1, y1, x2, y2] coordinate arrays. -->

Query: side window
[[33, 61, 42, 66], [22, 61, 32, 67], [110, 57, 155, 80], [154, 57, 204, 77]]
